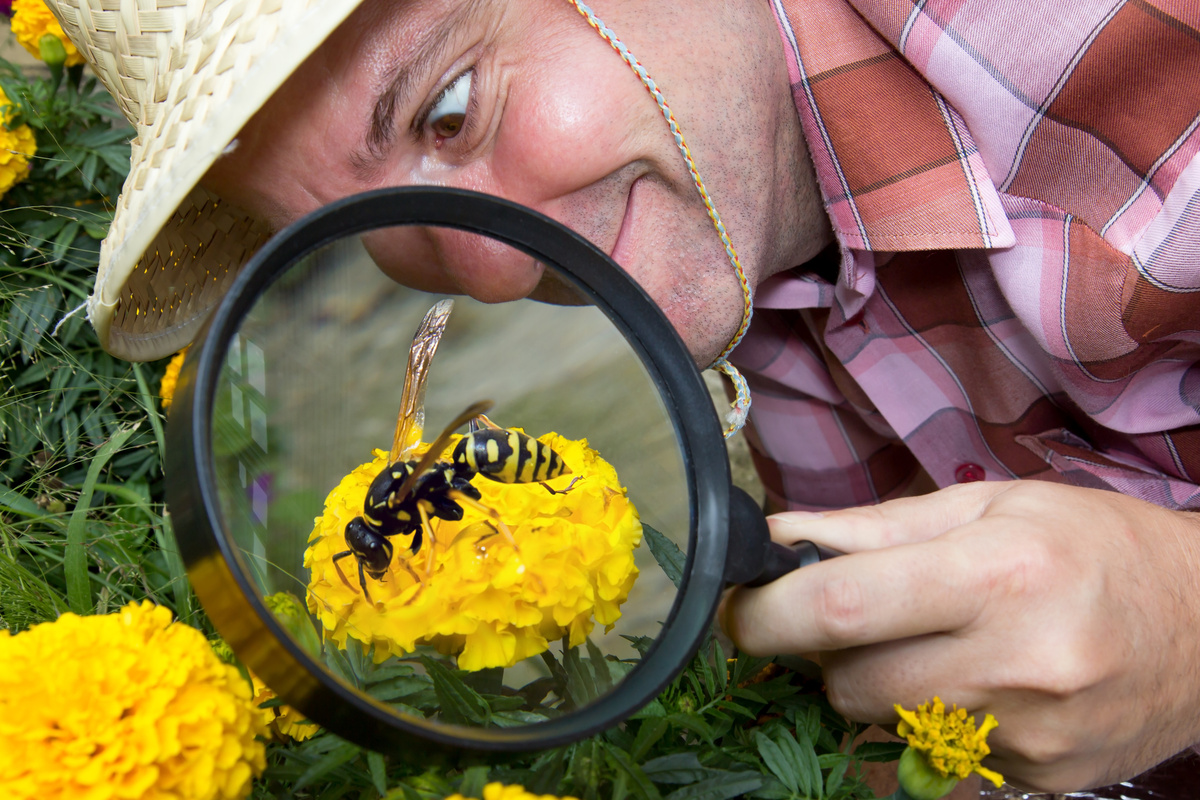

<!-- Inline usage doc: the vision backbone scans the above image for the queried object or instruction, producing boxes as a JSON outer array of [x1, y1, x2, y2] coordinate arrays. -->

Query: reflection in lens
[[209, 228, 690, 734]]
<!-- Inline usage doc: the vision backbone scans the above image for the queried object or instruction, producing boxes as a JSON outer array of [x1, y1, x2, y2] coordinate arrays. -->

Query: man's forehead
[[339, 0, 495, 67]]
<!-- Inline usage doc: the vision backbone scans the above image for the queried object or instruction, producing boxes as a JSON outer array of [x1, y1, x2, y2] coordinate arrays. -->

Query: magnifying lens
[[166, 186, 830, 758]]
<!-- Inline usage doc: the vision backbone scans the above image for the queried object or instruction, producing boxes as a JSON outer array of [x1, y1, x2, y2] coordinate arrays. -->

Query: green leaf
[[0, 485, 42, 517], [697, 650, 716, 701], [65, 424, 137, 614], [602, 742, 662, 800], [791, 727, 824, 800], [9, 284, 61, 360], [798, 703, 821, 743], [491, 709, 554, 727], [562, 643, 598, 705], [421, 655, 490, 725], [631, 698, 667, 719], [367, 751, 388, 796], [364, 662, 418, 682], [457, 765, 490, 799], [585, 636, 613, 694], [50, 220, 80, 264], [661, 772, 764, 800], [292, 739, 362, 792], [823, 754, 849, 797], [367, 675, 435, 703], [713, 639, 728, 692], [665, 712, 716, 743], [630, 717, 669, 762], [853, 741, 907, 763], [323, 644, 357, 686], [526, 747, 568, 794], [642, 523, 685, 589], [641, 753, 710, 784], [754, 730, 799, 796]]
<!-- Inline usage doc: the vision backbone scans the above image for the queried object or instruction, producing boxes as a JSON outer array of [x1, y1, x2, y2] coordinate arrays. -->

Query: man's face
[[203, 0, 830, 365]]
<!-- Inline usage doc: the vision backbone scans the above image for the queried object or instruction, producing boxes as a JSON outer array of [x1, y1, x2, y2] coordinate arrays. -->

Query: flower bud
[[897, 746, 960, 800], [265, 591, 323, 655], [37, 32, 66, 68]]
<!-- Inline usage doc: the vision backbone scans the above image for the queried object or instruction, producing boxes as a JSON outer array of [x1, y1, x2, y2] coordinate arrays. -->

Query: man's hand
[[720, 481, 1200, 792]]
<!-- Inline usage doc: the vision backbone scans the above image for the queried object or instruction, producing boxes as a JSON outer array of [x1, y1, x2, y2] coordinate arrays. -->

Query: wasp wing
[[390, 299, 455, 463]]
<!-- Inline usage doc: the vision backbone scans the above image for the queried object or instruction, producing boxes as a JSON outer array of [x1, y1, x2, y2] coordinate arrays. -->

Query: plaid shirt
[[734, 0, 1200, 511]]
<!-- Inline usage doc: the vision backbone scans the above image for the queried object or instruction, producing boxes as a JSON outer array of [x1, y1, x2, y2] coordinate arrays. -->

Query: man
[[49, 0, 1200, 792]]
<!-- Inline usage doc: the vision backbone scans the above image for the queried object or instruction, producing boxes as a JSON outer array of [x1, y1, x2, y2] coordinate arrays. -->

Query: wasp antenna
[[390, 399, 494, 505]]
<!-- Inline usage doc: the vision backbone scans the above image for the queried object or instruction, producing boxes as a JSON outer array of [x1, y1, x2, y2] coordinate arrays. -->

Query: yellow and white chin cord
[[566, 0, 753, 438]]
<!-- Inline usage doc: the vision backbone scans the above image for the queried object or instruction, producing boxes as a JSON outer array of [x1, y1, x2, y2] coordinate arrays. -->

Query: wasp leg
[[449, 491, 520, 554], [395, 554, 427, 606], [333, 550, 380, 606], [357, 560, 378, 606], [416, 504, 440, 583], [332, 550, 358, 593], [540, 476, 582, 495], [468, 413, 503, 432]]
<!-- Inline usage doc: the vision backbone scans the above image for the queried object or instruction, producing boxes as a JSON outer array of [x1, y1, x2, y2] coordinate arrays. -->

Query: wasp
[[331, 300, 574, 604]]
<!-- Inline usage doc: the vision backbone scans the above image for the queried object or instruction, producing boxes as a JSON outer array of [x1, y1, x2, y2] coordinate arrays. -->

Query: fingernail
[[769, 511, 824, 527]]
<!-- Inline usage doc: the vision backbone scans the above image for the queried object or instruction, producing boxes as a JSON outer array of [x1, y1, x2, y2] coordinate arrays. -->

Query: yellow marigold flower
[[305, 432, 641, 671], [895, 697, 1004, 796], [160, 346, 188, 409], [10, 0, 85, 67], [0, 86, 35, 199], [246, 674, 319, 742], [446, 782, 580, 800], [0, 601, 268, 800], [210, 630, 319, 743]]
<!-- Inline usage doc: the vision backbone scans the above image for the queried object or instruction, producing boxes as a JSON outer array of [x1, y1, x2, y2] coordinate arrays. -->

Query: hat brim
[[59, 0, 364, 360]]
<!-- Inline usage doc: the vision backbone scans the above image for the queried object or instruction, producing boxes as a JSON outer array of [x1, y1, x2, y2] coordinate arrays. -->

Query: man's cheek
[[491, 72, 647, 201]]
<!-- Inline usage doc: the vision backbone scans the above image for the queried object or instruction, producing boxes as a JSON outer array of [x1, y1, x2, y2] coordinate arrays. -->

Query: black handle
[[724, 486, 841, 586], [744, 540, 843, 587]]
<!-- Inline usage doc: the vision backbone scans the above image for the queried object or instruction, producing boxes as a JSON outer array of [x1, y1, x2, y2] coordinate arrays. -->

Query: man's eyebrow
[[354, 1, 483, 172]]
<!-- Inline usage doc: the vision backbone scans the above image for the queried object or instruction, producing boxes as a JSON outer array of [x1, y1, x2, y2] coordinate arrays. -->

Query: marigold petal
[[975, 764, 1005, 788]]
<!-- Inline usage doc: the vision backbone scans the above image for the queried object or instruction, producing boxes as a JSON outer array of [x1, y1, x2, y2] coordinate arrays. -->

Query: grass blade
[[64, 423, 137, 614]]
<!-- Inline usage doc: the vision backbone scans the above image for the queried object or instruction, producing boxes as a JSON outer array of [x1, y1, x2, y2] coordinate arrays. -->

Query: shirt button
[[954, 463, 986, 483]]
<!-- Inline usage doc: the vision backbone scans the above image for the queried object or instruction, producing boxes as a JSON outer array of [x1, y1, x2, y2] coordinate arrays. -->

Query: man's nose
[[366, 224, 545, 304]]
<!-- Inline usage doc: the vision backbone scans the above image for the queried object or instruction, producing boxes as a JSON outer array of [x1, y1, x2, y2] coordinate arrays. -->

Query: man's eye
[[428, 71, 472, 139]]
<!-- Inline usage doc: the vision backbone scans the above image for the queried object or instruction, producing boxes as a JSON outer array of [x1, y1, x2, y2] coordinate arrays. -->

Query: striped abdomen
[[451, 429, 570, 484]]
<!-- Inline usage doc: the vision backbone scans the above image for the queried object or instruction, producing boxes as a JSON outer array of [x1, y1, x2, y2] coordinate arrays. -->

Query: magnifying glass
[[166, 186, 833, 759]]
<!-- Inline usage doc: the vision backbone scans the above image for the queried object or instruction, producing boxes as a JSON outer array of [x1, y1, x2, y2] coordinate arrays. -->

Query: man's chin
[[529, 263, 723, 368]]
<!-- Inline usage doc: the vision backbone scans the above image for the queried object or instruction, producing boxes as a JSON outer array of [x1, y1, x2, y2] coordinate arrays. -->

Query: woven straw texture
[[46, 0, 361, 360]]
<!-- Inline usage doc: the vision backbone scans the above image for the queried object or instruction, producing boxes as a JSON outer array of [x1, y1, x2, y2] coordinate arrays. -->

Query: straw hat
[[46, 0, 363, 360]]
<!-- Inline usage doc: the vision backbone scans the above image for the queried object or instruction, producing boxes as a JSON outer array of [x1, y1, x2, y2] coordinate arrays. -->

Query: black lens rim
[[166, 186, 731, 755]]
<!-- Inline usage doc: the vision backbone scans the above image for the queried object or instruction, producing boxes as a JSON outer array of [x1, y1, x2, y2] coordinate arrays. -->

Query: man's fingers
[[722, 533, 986, 654], [768, 481, 1007, 552]]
